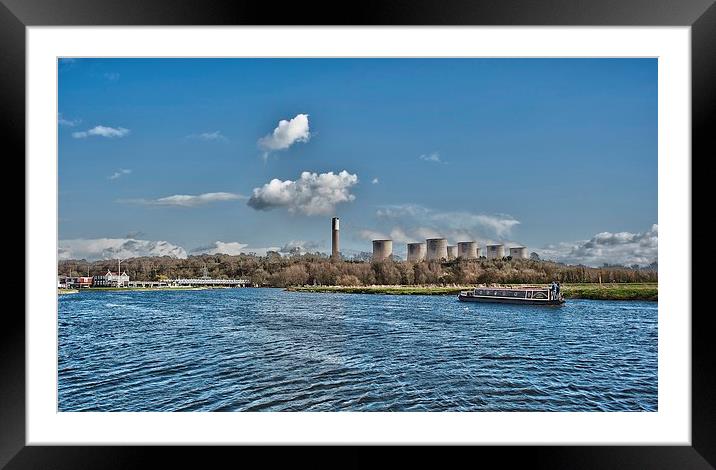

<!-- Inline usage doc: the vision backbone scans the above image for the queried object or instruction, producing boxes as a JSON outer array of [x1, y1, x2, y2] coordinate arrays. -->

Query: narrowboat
[[458, 285, 565, 305]]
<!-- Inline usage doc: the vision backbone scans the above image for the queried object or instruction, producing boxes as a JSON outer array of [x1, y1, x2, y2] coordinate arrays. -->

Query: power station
[[331, 217, 340, 259], [457, 241, 479, 259], [486, 244, 505, 259], [509, 246, 528, 259], [330, 216, 526, 262], [407, 242, 427, 262], [426, 238, 448, 261], [372, 239, 393, 261]]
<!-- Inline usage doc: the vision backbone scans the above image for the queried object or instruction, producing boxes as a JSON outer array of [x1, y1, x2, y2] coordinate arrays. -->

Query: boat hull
[[458, 294, 564, 306]]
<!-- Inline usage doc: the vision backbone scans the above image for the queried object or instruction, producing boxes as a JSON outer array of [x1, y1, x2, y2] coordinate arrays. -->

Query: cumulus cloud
[[279, 240, 323, 255], [258, 114, 311, 155], [188, 131, 227, 142], [191, 241, 248, 256], [538, 224, 658, 267], [419, 152, 443, 163], [372, 178, 379, 184], [72, 125, 130, 139], [248, 170, 358, 216], [59, 238, 187, 261], [121, 192, 246, 207], [190, 241, 281, 257], [109, 168, 132, 180]]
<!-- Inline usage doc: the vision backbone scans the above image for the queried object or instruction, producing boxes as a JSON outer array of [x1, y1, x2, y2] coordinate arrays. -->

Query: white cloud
[[248, 170, 358, 216], [430, 212, 520, 238], [538, 224, 658, 267], [279, 240, 323, 255], [191, 241, 248, 256], [191, 241, 281, 257], [372, 204, 520, 240], [413, 226, 442, 240], [72, 125, 130, 139], [359, 226, 442, 243], [121, 192, 246, 207], [258, 114, 311, 153], [58, 113, 80, 127], [372, 178, 379, 184], [109, 169, 132, 180], [389, 227, 414, 243], [359, 229, 388, 241], [59, 238, 187, 261], [188, 131, 227, 142], [419, 152, 443, 163], [376, 204, 430, 219]]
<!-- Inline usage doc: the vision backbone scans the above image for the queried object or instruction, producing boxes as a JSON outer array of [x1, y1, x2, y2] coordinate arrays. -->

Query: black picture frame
[[4, 0, 710, 467]]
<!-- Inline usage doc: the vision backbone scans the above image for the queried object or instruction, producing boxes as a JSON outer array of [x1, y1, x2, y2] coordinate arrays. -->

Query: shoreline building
[[407, 242, 427, 262], [426, 238, 448, 261], [331, 217, 340, 259], [457, 241, 479, 259], [93, 270, 130, 287], [64, 276, 93, 288], [486, 244, 505, 259], [509, 246, 528, 259], [372, 239, 393, 261]]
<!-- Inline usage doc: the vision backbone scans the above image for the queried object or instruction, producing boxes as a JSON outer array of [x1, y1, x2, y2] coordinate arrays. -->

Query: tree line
[[58, 253, 657, 287]]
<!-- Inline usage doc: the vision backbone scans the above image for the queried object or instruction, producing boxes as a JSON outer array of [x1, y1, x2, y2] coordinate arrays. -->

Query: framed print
[[5, 0, 711, 466]]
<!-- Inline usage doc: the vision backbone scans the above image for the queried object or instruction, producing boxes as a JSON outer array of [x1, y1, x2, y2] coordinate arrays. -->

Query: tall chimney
[[331, 217, 340, 259]]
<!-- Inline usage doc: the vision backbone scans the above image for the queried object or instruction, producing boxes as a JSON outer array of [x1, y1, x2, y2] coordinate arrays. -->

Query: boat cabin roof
[[474, 286, 547, 291]]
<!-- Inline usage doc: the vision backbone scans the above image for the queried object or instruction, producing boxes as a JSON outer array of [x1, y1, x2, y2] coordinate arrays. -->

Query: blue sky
[[58, 58, 657, 266]]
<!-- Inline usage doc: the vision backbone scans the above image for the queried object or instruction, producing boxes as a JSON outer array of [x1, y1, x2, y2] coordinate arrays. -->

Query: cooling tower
[[372, 240, 393, 261], [509, 246, 528, 259], [447, 245, 458, 260], [457, 241, 478, 259], [407, 242, 427, 262], [426, 238, 448, 261], [486, 244, 505, 259]]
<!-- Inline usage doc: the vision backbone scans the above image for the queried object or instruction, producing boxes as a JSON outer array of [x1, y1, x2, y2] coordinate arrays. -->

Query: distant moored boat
[[458, 286, 565, 306]]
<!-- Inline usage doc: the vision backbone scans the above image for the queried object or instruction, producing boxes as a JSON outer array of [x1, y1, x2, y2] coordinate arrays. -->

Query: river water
[[58, 288, 657, 411]]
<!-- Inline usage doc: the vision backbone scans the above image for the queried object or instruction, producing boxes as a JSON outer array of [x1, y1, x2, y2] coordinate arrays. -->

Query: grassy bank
[[287, 285, 470, 295], [287, 283, 658, 301], [560, 283, 657, 301]]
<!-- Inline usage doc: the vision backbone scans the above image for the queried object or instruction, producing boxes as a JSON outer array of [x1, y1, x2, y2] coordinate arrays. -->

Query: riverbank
[[286, 283, 658, 301], [561, 283, 657, 301], [66, 286, 212, 292], [58, 288, 79, 295]]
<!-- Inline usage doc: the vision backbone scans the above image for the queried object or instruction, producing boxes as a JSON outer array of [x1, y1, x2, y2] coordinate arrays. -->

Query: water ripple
[[58, 288, 657, 412]]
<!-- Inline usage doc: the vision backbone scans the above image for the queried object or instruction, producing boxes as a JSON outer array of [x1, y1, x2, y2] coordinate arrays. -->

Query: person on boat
[[556, 282, 561, 299], [550, 281, 557, 300]]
